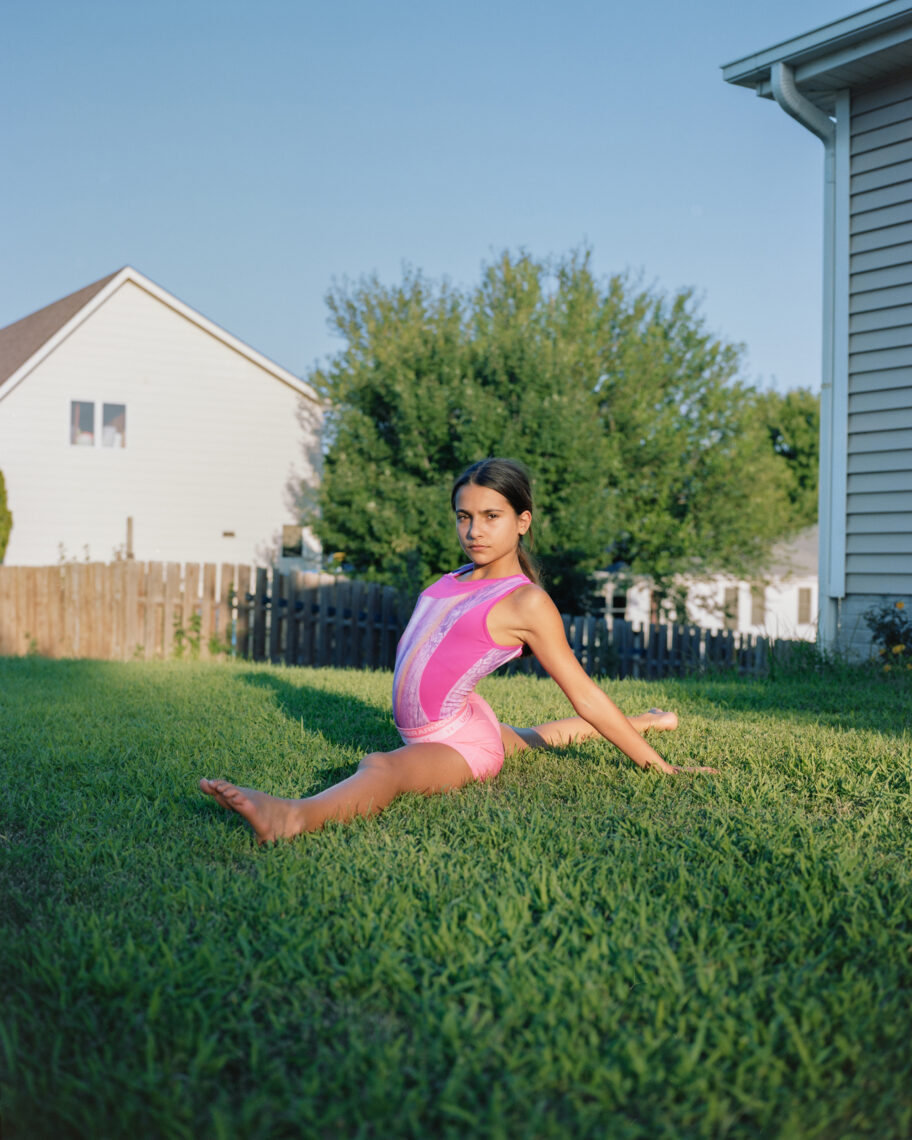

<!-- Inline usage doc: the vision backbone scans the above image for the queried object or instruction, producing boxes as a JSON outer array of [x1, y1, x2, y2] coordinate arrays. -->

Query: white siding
[[0, 279, 322, 566], [840, 591, 912, 660], [846, 76, 912, 639]]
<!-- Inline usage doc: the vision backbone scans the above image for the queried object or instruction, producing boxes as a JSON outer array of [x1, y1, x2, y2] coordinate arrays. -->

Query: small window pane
[[282, 525, 303, 556], [71, 401, 95, 445], [798, 587, 812, 625], [102, 404, 126, 448], [751, 587, 766, 626]]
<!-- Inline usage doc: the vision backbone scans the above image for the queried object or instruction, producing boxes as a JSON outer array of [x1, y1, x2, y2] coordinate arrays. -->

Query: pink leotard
[[392, 566, 531, 778]]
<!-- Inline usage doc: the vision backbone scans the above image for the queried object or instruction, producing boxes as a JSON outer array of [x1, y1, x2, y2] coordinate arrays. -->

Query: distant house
[[723, 1, 912, 657], [605, 527, 820, 643], [0, 267, 323, 568]]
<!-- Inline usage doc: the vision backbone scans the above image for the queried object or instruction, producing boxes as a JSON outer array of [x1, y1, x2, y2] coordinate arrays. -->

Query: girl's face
[[453, 483, 531, 570]]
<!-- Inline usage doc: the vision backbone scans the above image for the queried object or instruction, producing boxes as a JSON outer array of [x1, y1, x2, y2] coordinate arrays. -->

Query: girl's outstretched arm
[[508, 587, 714, 774]]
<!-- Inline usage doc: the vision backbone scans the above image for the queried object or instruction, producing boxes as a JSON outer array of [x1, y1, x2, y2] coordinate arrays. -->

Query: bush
[[864, 599, 912, 674], [0, 469, 11, 563]]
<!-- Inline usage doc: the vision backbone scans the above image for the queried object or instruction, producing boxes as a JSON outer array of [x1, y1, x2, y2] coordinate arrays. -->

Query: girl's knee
[[500, 723, 529, 757], [358, 751, 395, 775]]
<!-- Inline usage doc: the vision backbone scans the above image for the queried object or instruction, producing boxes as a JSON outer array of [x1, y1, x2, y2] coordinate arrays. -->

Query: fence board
[[252, 568, 268, 662], [269, 571, 285, 663], [124, 561, 140, 659], [234, 565, 250, 658], [182, 564, 200, 657]]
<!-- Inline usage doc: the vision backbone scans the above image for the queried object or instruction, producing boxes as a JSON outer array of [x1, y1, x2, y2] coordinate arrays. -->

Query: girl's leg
[[200, 742, 474, 844], [500, 708, 678, 758]]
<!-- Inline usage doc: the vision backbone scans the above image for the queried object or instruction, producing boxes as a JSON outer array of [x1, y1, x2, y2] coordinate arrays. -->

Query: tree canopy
[[757, 387, 820, 531], [308, 251, 808, 612]]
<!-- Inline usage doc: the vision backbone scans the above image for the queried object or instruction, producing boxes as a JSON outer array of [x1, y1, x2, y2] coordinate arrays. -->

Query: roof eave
[[722, 0, 912, 105], [0, 267, 323, 407]]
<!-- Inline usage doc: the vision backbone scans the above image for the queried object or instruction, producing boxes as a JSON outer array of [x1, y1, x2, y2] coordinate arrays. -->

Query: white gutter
[[769, 62, 848, 650], [770, 62, 835, 143]]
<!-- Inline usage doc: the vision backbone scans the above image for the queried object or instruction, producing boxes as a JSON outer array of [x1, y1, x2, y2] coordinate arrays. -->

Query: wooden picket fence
[[0, 562, 410, 668], [504, 613, 795, 680], [0, 561, 797, 677]]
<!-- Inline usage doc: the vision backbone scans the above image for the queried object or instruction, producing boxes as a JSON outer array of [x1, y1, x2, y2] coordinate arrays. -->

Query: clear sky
[[2, 0, 867, 394]]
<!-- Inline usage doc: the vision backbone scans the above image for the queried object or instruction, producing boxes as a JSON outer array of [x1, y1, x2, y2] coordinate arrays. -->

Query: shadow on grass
[[232, 671, 399, 791], [669, 668, 911, 741]]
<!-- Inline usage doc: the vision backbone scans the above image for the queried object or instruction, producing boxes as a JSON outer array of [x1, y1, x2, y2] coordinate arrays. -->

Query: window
[[751, 586, 766, 627], [70, 401, 127, 447], [102, 403, 126, 447], [282, 525, 304, 556], [71, 401, 95, 445], [723, 586, 739, 631], [798, 587, 812, 625]]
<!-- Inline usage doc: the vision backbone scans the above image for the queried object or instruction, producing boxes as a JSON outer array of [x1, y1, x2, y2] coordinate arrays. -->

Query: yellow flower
[[897, 601, 905, 610], [892, 644, 905, 654], [883, 664, 892, 672]]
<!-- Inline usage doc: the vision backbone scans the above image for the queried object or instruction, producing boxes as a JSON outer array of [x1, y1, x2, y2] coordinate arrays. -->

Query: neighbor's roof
[[722, 1, 912, 110], [0, 270, 119, 391], [0, 266, 319, 404], [769, 525, 819, 579]]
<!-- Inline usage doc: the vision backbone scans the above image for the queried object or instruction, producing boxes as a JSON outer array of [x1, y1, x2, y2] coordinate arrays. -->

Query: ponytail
[[517, 535, 541, 586]]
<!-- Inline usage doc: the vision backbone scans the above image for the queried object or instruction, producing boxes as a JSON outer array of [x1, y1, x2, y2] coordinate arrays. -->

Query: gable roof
[[0, 270, 120, 391], [722, 0, 912, 110], [0, 266, 319, 404]]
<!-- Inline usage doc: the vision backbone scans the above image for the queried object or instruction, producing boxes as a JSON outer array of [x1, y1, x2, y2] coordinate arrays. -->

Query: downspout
[[769, 62, 842, 651]]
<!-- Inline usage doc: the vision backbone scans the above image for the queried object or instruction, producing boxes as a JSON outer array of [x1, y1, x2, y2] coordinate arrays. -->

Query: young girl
[[200, 458, 713, 842]]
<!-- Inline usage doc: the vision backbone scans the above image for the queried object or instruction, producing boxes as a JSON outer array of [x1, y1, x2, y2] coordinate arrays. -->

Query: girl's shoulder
[[488, 581, 564, 646], [499, 581, 556, 617]]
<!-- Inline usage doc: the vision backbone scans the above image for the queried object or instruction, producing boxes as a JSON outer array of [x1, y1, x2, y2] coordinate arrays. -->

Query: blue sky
[[3, 0, 866, 393]]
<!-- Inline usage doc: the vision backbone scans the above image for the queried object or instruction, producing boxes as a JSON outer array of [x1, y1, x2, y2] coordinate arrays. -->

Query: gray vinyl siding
[[846, 75, 912, 654]]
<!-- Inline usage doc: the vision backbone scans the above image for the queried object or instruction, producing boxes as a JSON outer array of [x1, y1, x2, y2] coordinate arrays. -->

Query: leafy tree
[[309, 251, 796, 614], [311, 254, 614, 610], [0, 470, 11, 563], [756, 387, 820, 530], [594, 282, 794, 611]]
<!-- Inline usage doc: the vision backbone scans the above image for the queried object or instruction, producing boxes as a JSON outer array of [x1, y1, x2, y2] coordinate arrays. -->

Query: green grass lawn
[[1, 656, 911, 1139]]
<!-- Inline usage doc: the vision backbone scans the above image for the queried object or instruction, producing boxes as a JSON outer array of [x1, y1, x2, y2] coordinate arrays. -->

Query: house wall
[[844, 75, 912, 655], [607, 576, 818, 642], [0, 279, 322, 567]]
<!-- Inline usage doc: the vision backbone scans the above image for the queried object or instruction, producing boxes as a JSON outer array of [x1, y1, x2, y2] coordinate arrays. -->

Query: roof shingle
[[0, 269, 122, 391]]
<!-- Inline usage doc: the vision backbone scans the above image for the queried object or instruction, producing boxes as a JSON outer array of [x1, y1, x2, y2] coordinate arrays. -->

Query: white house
[[605, 527, 820, 643], [0, 267, 323, 568], [724, 2, 912, 657]]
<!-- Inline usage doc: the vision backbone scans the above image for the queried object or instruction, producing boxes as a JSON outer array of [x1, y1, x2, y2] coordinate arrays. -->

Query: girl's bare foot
[[199, 778, 308, 844], [643, 708, 679, 733]]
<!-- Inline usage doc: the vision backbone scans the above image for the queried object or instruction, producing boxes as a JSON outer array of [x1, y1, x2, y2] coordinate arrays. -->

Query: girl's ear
[[517, 511, 532, 535]]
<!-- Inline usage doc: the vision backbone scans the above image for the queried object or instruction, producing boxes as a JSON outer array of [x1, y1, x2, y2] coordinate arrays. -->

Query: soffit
[[722, 1, 912, 111]]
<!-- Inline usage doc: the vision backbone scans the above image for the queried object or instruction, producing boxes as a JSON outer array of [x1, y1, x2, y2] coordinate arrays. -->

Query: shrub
[[0, 469, 11, 563], [864, 599, 912, 674]]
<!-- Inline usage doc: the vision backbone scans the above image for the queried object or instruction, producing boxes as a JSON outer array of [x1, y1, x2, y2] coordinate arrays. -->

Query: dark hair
[[451, 457, 540, 583]]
